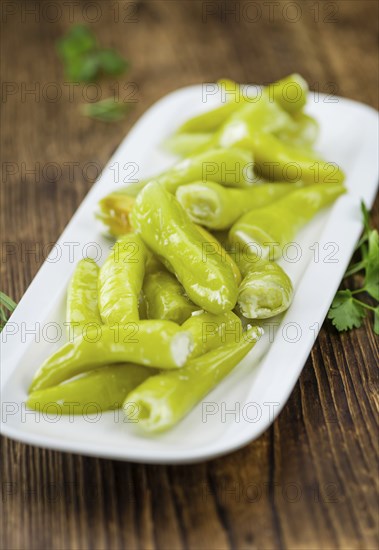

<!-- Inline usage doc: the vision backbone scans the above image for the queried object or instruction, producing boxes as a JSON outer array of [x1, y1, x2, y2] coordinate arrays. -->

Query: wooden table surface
[[1, 1, 378, 548]]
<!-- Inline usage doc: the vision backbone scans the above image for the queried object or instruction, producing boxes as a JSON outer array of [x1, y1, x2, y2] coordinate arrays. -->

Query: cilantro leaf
[[328, 290, 366, 332]]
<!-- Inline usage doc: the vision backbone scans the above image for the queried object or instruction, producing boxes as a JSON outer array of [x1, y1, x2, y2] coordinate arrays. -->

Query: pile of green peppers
[[28, 74, 346, 434]]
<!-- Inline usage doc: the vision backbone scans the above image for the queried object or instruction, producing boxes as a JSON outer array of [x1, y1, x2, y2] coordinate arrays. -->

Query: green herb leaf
[[57, 25, 129, 83], [66, 54, 100, 82], [328, 290, 366, 332], [361, 201, 370, 235], [82, 98, 133, 122], [365, 229, 379, 300], [329, 201, 379, 334], [0, 291, 17, 331], [57, 25, 96, 60], [374, 306, 379, 335], [96, 49, 129, 76]]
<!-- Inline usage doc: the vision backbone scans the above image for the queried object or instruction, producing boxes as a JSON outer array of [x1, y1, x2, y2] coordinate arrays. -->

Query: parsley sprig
[[328, 202, 379, 334], [57, 25, 132, 122], [57, 25, 129, 83], [0, 291, 17, 332]]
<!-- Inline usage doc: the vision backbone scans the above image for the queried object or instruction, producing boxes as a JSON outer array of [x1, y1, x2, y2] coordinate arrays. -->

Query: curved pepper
[[123, 326, 263, 433], [66, 258, 102, 336], [251, 132, 345, 184], [229, 183, 346, 260], [27, 364, 154, 414], [266, 73, 308, 114], [194, 224, 242, 285], [143, 269, 198, 324], [141, 148, 255, 193], [176, 180, 302, 230], [176, 78, 245, 134], [237, 260, 293, 319], [99, 233, 148, 324], [210, 95, 296, 152], [29, 320, 193, 392], [131, 182, 238, 314], [182, 310, 243, 358]]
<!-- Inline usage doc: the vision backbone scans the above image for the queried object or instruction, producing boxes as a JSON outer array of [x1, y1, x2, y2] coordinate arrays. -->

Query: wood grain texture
[[1, 1, 378, 548]]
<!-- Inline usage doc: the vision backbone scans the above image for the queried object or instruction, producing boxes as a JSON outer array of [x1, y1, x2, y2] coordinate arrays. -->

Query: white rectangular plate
[[1, 87, 378, 464]]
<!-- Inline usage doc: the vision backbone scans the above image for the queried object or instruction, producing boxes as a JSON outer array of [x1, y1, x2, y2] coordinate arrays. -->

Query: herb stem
[[352, 298, 376, 312]]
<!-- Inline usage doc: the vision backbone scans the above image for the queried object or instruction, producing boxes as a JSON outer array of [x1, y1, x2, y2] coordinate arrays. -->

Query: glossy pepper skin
[[194, 224, 242, 285], [237, 260, 293, 319], [29, 320, 193, 392], [123, 326, 263, 433], [266, 73, 308, 114], [182, 310, 243, 358], [131, 182, 239, 314], [229, 183, 346, 260], [143, 269, 198, 324], [174, 75, 307, 151], [176, 180, 302, 230], [66, 258, 102, 336], [209, 95, 295, 152], [140, 148, 255, 193], [251, 132, 345, 185], [27, 364, 154, 414], [99, 233, 148, 325]]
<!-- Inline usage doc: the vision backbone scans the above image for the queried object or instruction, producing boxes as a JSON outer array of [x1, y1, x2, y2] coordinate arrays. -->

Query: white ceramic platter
[[1, 86, 378, 463]]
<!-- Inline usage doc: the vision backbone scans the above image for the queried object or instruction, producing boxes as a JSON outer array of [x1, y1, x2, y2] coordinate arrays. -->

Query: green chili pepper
[[131, 182, 239, 314], [96, 192, 135, 237], [195, 224, 242, 285], [182, 310, 242, 358], [123, 326, 263, 433], [237, 260, 293, 319], [176, 180, 302, 230], [98, 148, 254, 200], [141, 148, 255, 194], [164, 132, 214, 157], [143, 269, 198, 324], [251, 132, 345, 184], [229, 183, 346, 260], [175, 75, 307, 140], [274, 112, 319, 150], [266, 73, 308, 114], [144, 252, 164, 274], [29, 320, 193, 392], [208, 95, 295, 152], [66, 258, 102, 335], [176, 78, 244, 134], [27, 364, 154, 414], [99, 233, 148, 324]]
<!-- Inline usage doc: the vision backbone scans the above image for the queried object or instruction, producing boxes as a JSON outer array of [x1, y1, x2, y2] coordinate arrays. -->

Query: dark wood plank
[[1, 1, 378, 549]]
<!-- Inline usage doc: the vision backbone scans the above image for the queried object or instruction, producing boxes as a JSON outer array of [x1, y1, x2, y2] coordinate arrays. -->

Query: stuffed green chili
[[123, 326, 263, 433]]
